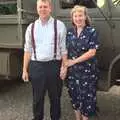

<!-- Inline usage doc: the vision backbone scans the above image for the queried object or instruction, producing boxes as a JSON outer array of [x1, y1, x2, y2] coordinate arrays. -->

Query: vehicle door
[[110, 0, 120, 54]]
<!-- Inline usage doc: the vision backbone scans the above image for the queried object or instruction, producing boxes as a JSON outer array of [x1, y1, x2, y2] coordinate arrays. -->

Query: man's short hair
[[37, 0, 52, 4]]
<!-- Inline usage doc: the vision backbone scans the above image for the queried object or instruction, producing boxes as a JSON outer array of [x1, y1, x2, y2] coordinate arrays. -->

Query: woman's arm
[[67, 49, 96, 67]]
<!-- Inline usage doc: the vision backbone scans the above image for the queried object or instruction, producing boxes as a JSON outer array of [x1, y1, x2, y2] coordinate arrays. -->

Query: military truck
[[0, 0, 120, 90], [0, 0, 37, 80]]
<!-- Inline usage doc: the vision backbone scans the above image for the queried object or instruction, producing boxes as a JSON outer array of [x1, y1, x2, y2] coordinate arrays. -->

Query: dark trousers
[[29, 60, 63, 120]]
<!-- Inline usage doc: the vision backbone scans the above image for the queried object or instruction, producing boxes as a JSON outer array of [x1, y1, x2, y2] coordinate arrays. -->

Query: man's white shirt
[[24, 17, 67, 61]]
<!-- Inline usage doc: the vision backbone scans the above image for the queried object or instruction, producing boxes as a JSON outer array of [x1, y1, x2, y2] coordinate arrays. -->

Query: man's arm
[[23, 51, 31, 73], [22, 51, 31, 81], [60, 54, 68, 80], [59, 22, 68, 80], [22, 23, 32, 81]]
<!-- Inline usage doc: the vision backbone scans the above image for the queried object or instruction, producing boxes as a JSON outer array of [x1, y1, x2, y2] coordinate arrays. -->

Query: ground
[[0, 80, 120, 120]]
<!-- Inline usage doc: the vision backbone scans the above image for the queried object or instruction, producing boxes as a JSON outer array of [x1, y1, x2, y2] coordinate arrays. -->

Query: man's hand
[[22, 52, 31, 82], [60, 66, 67, 80], [22, 71, 29, 82]]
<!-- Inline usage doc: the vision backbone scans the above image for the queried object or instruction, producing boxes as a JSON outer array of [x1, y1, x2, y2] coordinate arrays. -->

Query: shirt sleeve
[[89, 28, 100, 50], [59, 22, 68, 56], [24, 23, 33, 53]]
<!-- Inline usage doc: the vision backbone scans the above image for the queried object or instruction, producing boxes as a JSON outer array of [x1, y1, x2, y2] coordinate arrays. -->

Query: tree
[[0, 3, 17, 15], [113, 0, 120, 5]]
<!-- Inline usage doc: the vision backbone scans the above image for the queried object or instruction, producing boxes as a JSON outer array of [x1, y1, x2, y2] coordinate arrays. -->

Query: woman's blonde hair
[[71, 5, 91, 26]]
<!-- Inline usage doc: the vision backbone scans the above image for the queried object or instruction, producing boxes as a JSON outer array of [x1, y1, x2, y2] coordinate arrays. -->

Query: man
[[22, 0, 67, 120]]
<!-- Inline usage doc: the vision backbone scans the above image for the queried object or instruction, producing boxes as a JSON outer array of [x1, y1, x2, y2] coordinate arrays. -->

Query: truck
[[0, 0, 120, 91], [0, 0, 37, 80]]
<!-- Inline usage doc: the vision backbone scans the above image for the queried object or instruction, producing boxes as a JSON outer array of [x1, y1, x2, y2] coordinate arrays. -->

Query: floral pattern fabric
[[66, 26, 99, 117]]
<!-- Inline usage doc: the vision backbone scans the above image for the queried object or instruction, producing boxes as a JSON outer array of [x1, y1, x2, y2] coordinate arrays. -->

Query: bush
[[0, 4, 17, 15]]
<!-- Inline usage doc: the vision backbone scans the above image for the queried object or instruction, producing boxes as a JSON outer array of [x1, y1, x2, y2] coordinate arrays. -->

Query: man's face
[[37, 1, 51, 20]]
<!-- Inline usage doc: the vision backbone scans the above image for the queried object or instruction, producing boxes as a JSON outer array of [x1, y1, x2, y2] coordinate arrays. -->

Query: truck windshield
[[60, 0, 105, 9], [0, 0, 17, 15]]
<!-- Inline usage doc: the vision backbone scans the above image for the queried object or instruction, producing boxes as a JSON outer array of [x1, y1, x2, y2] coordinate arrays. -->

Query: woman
[[65, 5, 99, 120]]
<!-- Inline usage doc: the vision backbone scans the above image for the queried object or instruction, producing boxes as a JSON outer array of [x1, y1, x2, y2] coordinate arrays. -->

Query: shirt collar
[[38, 16, 54, 25]]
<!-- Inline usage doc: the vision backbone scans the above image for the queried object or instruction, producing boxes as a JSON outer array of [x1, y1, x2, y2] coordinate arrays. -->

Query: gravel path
[[0, 81, 120, 120]]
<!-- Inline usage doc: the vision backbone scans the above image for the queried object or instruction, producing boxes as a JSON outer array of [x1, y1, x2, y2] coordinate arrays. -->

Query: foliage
[[113, 0, 120, 5], [0, 4, 17, 15]]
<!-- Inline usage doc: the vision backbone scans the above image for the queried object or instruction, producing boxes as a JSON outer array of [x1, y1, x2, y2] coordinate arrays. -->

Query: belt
[[30, 60, 61, 64]]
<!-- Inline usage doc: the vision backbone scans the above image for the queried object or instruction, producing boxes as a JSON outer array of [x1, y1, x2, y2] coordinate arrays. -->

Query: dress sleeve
[[89, 28, 100, 50], [66, 28, 72, 49], [66, 30, 69, 49]]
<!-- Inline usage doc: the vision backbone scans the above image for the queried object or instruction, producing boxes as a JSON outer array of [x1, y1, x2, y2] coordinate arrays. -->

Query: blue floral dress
[[66, 26, 99, 117]]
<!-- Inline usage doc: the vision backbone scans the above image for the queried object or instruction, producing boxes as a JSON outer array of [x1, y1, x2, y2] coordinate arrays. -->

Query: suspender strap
[[31, 22, 37, 60], [31, 19, 57, 60], [54, 19, 57, 59]]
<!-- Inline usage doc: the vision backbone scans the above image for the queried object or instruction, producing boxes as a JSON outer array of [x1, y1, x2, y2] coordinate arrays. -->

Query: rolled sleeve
[[89, 29, 100, 50], [24, 23, 33, 53], [59, 22, 67, 56]]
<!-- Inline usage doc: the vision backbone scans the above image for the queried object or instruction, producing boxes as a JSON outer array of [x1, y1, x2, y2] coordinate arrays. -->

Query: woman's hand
[[60, 58, 78, 80], [67, 59, 77, 67]]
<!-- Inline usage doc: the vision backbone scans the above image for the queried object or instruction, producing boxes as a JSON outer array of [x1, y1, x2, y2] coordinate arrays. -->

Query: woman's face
[[72, 10, 86, 28]]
